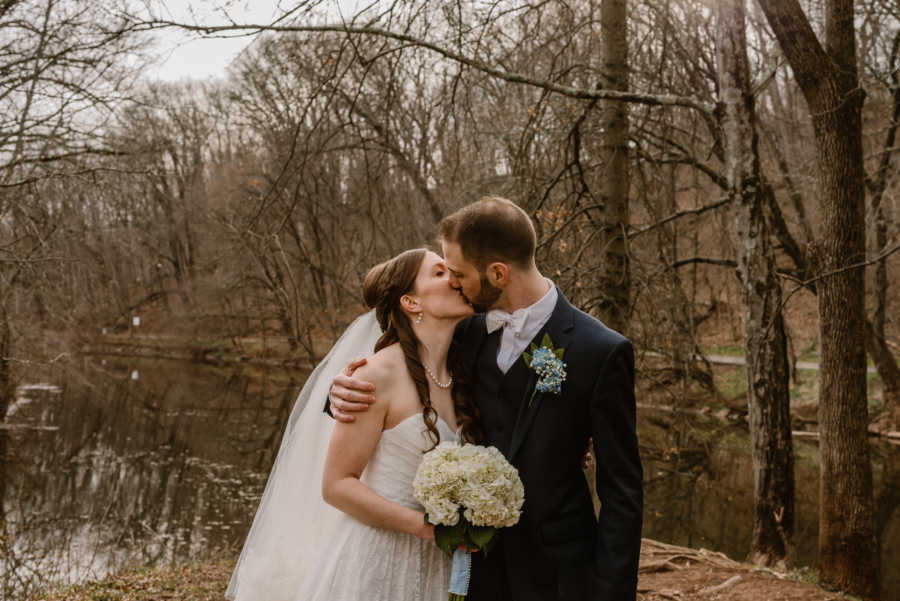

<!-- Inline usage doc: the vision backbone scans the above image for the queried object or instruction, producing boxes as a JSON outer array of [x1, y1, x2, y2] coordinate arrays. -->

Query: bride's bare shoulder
[[353, 343, 406, 390]]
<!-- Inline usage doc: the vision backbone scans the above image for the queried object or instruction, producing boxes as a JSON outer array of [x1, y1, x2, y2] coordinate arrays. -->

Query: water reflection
[[1, 358, 898, 599], [2, 357, 302, 600], [639, 408, 899, 598]]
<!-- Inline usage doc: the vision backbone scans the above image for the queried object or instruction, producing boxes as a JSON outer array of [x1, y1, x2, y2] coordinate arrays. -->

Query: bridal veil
[[226, 310, 382, 601]]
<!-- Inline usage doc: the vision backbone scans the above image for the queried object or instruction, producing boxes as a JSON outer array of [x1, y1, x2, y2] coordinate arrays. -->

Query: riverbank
[[79, 333, 317, 369], [29, 540, 861, 601], [77, 333, 900, 437]]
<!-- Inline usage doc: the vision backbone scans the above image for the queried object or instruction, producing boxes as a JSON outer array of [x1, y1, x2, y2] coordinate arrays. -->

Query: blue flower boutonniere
[[523, 333, 567, 406]]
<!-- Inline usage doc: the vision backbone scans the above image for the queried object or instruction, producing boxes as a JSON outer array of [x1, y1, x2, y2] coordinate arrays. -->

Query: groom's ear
[[486, 262, 510, 287]]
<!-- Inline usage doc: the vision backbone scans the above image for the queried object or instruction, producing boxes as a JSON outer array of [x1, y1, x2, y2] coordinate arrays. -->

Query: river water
[[2, 356, 898, 599]]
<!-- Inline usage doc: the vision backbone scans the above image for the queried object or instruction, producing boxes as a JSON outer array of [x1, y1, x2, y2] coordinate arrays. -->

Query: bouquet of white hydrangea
[[413, 441, 525, 600]]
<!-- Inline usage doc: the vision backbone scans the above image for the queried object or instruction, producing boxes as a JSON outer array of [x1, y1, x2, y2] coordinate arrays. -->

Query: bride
[[226, 248, 481, 601]]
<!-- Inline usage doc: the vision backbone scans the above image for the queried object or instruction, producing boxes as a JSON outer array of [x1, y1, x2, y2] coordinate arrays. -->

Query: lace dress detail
[[293, 414, 457, 601]]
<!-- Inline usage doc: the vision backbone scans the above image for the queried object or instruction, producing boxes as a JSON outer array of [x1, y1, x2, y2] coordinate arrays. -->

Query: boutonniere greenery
[[523, 333, 567, 405]]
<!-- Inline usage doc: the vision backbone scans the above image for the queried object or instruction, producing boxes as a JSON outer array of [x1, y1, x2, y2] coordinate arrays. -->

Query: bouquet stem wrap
[[448, 548, 471, 601]]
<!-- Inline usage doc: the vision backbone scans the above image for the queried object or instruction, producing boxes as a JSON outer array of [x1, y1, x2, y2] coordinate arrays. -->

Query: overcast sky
[[148, 1, 366, 81]]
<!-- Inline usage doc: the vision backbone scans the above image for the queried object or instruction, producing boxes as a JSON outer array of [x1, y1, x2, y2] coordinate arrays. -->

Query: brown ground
[[638, 540, 852, 601], [640, 566, 845, 601], [32, 540, 855, 601]]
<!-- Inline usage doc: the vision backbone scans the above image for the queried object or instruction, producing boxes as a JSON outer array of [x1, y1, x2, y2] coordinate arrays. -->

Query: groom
[[330, 197, 643, 601]]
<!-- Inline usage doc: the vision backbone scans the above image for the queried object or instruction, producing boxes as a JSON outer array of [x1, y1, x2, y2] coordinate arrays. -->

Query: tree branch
[[754, 0, 835, 106], [779, 240, 900, 307], [0, 147, 129, 171], [130, 18, 715, 114], [629, 196, 731, 239], [670, 257, 736, 269]]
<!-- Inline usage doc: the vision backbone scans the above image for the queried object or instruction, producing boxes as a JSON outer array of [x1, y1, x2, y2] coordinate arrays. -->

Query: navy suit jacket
[[456, 290, 643, 601]]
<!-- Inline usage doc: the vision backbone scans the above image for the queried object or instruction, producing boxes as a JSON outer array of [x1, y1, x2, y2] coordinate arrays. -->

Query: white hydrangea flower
[[413, 441, 525, 529]]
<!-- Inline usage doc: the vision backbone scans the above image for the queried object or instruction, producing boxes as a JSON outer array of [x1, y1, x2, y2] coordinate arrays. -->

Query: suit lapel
[[506, 290, 576, 461]]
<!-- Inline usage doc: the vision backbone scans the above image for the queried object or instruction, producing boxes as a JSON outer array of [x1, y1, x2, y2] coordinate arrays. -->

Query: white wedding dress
[[227, 311, 455, 601], [294, 413, 456, 601]]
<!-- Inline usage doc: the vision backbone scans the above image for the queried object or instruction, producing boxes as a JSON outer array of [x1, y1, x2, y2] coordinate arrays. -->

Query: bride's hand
[[416, 521, 435, 541], [329, 358, 377, 422]]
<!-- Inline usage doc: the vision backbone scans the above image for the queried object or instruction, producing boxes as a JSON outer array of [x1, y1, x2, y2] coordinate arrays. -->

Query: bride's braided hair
[[363, 249, 483, 450]]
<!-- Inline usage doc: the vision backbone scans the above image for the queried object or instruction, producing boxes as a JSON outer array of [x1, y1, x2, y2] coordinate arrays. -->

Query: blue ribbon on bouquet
[[448, 548, 472, 601]]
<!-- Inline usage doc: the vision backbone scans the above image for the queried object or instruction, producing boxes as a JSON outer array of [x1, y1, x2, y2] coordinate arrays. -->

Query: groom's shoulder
[[453, 314, 483, 344], [567, 302, 630, 351]]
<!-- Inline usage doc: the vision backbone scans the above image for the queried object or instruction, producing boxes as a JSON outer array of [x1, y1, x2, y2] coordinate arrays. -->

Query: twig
[[1, 353, 69, 365], [778, 241, 900, 314], [629, 197, 731, 239], [699, 575, 741, 595]]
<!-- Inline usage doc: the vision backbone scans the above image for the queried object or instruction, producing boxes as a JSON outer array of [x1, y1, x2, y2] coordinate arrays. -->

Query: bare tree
[[0, 0, 142, 419], [115, 82, 216, 306], [862, 8, 900, 427], [0, 0, 140, 182], [754, 0, 879, 596], [597, 0, 631, 335], [716, 0, 794, 569]]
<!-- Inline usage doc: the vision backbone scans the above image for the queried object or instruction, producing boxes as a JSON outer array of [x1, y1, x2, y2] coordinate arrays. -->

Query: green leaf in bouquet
[[434, 519, 465, 558], [462, 526, 500, 557], [541, 333, 553, 348], [477, 530, 500, 556], [523, 351, 532, 366], [467, 525, 497, 550], [554, 348, 564, 359]]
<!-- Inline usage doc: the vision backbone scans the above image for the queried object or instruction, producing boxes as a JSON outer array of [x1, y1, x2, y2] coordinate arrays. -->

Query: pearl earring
[[416, 312, 423, 324]]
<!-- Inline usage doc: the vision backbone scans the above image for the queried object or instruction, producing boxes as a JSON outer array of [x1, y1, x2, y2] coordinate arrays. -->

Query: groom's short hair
[[439, 196, 536, 269]]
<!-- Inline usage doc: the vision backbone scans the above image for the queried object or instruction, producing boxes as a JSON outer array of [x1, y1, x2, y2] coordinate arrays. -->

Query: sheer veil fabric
[[226, 311, 383, 601]]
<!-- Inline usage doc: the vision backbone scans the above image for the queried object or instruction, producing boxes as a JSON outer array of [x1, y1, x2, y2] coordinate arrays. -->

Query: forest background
[[1, 0, 899, 600]]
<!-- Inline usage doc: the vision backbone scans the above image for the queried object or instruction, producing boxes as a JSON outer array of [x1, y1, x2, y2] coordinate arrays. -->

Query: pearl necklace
[[423, 362, 452, 389]]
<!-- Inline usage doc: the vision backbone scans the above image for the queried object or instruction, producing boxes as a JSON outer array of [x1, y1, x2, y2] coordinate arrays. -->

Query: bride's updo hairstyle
[[363, 248, 482, 449]]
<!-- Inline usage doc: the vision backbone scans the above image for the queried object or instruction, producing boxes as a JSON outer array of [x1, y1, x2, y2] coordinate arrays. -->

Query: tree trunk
[[0, 307, 10, 580], [716, 0, 794, 568], [867, 37, 900, 426], [0, 429, 7, 600], [755, 1, 879, 596], [597, 0, 630, 335], [865, 319, 900, 427], [0, 306, 9, 423], [806, 35, 879, 601], [873, 449, 900, 581]]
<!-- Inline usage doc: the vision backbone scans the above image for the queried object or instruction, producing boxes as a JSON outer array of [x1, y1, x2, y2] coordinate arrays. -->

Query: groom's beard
[[470, 274, 502, 313]]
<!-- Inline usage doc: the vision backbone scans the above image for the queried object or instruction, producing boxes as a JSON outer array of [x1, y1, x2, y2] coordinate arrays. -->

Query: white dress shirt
[[485, 280, 558, 373]]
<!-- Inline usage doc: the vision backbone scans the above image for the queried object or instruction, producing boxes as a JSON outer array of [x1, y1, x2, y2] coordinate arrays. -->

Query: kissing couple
[[226, 196, 643, 601]]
